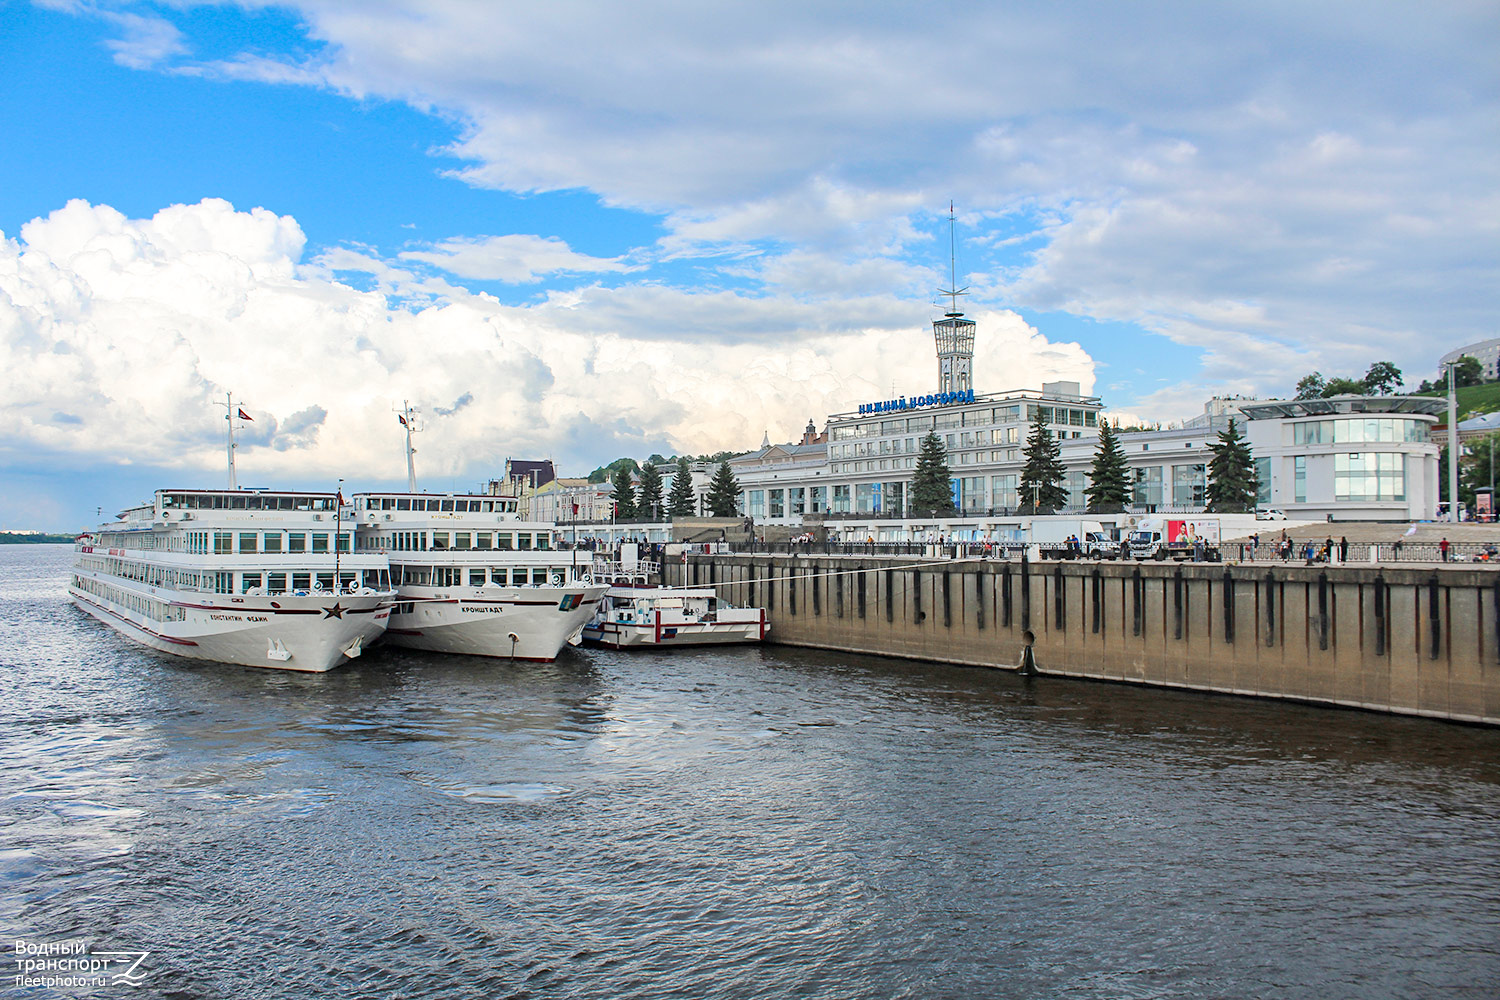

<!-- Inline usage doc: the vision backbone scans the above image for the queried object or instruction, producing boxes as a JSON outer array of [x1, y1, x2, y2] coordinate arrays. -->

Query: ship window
[[239, 532, 258, 554], [267, 572, 286, 594], [453, 533, 471, 550], [382, 498, 395, 510], [241, 573, 262, 593], [287, 533, 306, 553], [397, 499, 411, 511], [490, 569, 507, 585], [336, 533, 351, 553], [536, 533, 551, 550], [213, 532, 233, 554], [517, 533, 533, 551], [292, 573, 310, 591], [476, 532, 492, 550], [532, 569, 548, 585], [262, 533, 282, 553], [480, 501, 493, 512], [311, 533, 329, 554], [441, 499, 455, 512], [495, 533, 513, 550], [431, 532, 450, 550], [315, 573, 334, 591], [469, 569, 486, 586]]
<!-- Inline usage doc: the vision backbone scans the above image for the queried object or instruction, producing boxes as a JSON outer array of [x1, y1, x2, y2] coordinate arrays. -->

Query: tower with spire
[[933, 203, 976, 396]]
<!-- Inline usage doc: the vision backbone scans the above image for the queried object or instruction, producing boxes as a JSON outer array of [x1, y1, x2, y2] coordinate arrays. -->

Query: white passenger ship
[[70, 489, 395, 672], [581, 556, 767, 649], [351, 492, 608, 660]]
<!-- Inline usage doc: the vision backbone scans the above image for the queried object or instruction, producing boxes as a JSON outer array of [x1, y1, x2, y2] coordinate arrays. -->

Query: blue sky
[[1, 1, 1496, 530]]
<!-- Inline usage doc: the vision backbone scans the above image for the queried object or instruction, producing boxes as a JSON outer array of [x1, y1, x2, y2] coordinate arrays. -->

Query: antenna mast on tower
[[932, 203, 977, 395]]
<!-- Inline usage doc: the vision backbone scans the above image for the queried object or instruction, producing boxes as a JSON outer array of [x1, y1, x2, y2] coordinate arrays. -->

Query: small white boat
[[581, 558, 767, 649]]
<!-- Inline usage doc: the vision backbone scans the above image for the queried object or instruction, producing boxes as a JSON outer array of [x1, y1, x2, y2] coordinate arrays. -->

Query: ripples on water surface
[[3, 545, 1498, 998]]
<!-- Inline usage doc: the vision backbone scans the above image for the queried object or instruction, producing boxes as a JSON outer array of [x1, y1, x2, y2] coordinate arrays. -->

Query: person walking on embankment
[[1440, 537, 1451, 562]]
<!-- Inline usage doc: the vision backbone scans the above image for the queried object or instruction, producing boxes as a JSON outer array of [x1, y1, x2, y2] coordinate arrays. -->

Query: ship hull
[[382, 584, 608, 660], [69, 583, 392, 673]]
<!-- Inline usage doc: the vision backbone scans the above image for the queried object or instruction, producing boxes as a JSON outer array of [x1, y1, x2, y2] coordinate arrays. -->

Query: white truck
[[1127, 517, 1222, 562], [1028, 518, 1120, 560]]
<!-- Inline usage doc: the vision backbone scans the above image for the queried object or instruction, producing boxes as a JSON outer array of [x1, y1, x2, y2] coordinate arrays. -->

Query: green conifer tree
[[1205, 418, 1258, 513], [637, 463, 664, 520], [667, 457, 696, 517], [1085, 420, 1131, 512], [1019, 408, 1069, 513], [706, 461, 740, 517], [908, 431, 957, 514], [611, 465, 636, 519]]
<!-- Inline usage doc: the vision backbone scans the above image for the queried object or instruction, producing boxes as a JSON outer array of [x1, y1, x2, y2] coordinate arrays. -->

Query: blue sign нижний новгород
[[858, 389, 975, 416]]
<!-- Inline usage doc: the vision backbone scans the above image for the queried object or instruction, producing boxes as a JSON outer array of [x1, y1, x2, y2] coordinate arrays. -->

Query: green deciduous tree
[[1321, 376, 1366, 397], [1206, 418, 1258, 513], [1295, 372, 1326, 399], [1453, 355, 1485, 387], [707, 461, 740, 517], [636, 463, 664, 519], [1085, 421, 1131, 512], [611, 466, 636, 519], [1020, 408, 1069, 513], [667, 457, 696, 517], [909, 431, 956, 514], [1362, 360, 1403, 395]]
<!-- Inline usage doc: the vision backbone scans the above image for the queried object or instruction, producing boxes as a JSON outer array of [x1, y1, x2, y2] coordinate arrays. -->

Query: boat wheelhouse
[[69, 489, 394, 672], [351, 492, 607, 660]]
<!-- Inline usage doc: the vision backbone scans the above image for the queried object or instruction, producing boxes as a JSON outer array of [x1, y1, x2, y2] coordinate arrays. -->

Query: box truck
[[1127, 517, 1221, 562]]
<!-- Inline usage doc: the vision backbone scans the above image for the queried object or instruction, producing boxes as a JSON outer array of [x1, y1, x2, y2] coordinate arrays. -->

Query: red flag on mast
[[398, 414, 407, 426], [237, 408, 253, 421]]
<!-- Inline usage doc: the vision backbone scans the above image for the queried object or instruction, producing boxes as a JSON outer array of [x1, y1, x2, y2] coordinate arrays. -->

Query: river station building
[[731, 302, 1442, 537]]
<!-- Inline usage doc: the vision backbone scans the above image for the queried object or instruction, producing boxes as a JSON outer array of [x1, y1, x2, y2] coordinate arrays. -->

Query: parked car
[[1256, 508, 1287, 520]]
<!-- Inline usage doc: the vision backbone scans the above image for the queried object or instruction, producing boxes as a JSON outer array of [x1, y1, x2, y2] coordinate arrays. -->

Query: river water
[[3, 544, 1498, 999]]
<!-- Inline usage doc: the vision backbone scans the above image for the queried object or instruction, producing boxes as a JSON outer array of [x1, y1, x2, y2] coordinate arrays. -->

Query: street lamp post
[[1448, 360, 1460, 523]]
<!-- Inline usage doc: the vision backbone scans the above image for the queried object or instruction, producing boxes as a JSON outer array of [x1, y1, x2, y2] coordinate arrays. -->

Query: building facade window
[[1334, 453, 1406, 501], [1255, 457, 1271, 504], [1293, 417, 1429, 446], [1065, 470, 1087, 508], [884, 481, 905, 516], [1133, 467, 1164, 507], [747, 490, 765, 517], [1172, 464, 1206, 506], [991, 474, 1018, 510], [959, 476, 986, 511], [1294, 456, 1307, 503], [832, 485, 851, 513]]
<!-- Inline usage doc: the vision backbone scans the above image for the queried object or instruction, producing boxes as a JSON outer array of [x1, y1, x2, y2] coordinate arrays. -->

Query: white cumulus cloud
[[0, 199, 1093, 485]]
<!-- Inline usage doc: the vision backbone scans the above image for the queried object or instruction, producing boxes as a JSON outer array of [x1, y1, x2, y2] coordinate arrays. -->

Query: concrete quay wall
[[667, 554, 1500, 726]]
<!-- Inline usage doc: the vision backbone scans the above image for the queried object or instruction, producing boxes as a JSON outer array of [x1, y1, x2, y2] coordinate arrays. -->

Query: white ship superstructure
[[70, 490, 395, 672], [352, 493, 607, 660]]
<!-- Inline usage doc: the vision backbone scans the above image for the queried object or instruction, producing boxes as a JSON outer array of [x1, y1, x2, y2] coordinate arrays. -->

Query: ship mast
[[218, 391, 241, 490], [398, 401, 422, 492]]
